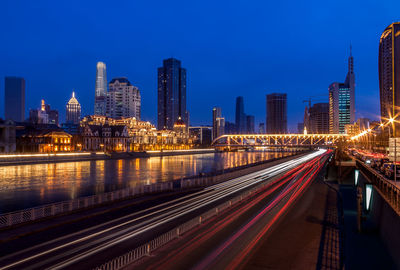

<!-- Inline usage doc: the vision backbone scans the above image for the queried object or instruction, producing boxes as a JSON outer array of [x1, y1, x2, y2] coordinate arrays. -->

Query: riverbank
[[0, 149, 216, 166]]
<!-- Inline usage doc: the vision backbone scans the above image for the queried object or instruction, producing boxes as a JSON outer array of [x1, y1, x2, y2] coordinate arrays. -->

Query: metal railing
[[94, 155, 328, 270], [0, 182, 173, 228], [356, 160, 400, 214]]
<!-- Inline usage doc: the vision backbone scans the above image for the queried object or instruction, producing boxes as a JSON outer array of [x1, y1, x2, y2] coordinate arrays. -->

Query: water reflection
[[0, 151, 288, 213]]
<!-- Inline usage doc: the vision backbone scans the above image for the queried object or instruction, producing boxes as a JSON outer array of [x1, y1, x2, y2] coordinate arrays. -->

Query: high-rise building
[[297, 122, 304, 134], [357, 117, 370, 131], [212, 107, 225, 139], [4, 77, 25, 122], [157, 58, 188, 130], [246, 115, 255, 134], [266, 93, 287, 134], [29, 100, 59, 125], [66, 92, 81, 124], [94, 62, 107, 115], [225, 121, 237, 134], [379, 22, 400, 135], [235, 96, 246, 133], [308, 103, 329, 134], [329, 48, 355, 134], [106, 77, 141, 119]]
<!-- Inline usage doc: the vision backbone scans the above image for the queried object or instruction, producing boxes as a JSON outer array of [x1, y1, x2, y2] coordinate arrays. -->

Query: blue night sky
[[1, 0, 400, 131]]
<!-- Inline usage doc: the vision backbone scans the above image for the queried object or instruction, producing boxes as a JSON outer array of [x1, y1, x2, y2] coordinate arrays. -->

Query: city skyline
[[1, 1, 398, 131]]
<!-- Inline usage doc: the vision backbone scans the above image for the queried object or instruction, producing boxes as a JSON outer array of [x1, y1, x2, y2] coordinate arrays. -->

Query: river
[[0, 151, 291, 213]]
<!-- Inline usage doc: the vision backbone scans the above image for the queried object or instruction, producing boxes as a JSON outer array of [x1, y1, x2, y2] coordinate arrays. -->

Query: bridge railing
[[94, 153, 329, 270], [0, 181, 174, 229], [356, 159, 400, 214]]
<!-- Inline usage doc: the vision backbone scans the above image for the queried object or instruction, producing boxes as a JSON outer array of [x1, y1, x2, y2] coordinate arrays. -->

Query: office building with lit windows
[[106, 77, 141, 119], [329, 49, 355, 134]]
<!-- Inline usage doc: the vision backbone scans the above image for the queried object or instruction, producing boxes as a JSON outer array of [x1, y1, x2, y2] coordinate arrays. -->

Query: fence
[[356, 160, 400, 215], [0, 182, 173, 228]]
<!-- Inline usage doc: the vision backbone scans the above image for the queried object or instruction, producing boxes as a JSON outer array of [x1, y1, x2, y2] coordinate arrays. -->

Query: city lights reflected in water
[[0, 151, 289, 213]]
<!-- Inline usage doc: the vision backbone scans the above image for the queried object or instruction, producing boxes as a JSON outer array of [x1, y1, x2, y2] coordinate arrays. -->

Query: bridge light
[[365, 184, 373, 211], [354, 169, 359, 185], [389, 118, 394, 124]]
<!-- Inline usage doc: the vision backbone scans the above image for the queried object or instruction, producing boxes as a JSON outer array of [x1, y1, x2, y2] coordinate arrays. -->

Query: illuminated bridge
[[211, 134, 348, 148]]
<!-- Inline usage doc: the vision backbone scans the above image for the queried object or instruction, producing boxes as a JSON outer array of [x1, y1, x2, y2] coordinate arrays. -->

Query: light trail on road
[[0, 150, 326, 270]]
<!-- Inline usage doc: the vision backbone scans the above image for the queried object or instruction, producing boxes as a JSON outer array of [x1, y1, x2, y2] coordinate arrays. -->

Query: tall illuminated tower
[[66, 91, 81, 124], [94, 61, 107, 115], [379, 22, 400, 135]]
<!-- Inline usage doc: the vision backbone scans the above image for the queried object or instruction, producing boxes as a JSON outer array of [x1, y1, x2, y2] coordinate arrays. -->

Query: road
[[0, 149, 328, 270]]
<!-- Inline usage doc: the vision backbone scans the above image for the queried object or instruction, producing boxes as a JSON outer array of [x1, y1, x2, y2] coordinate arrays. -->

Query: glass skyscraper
[[329, 48, 355, 134], [94, 62, 107, 116], [157, 58, 187, 130], [379, 22, 400, 135], [4, 77, 25, 122]]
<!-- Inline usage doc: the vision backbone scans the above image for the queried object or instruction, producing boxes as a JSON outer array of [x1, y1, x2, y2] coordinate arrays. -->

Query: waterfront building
[[29, 100, 59, 125], [17, 130, 72, 152], [4, 77, 25, 122], [308, 103, 329, 134], [329, 48, 355, 134], [246, 115, 255, 134], [157, 58, 188, 130], [94, 62, 107, 115], [106, 77, 141, 120], [259, 123, 265, 134], [82, 124, 130, 152], [266, 93, 287, 134], [66, 92, 81, 124], [189, 126, 212, 145], [0, 119, 16, 152], [235, 96, 246, 133], [379, 22, 400, 135]]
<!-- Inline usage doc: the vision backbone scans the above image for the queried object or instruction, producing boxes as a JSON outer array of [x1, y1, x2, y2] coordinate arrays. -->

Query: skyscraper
[[235, 96, 246, 133], [94, 62, 107, 115], [309, 103, 329, 134], [212, 107, 225, 139], [266, 93, 287, 134], [329, 48, 355, 134], [66, 92, 81, 124], [106, 77, 141, 119], [4, 77, 25, 122], [379, 22, 400, 135], [157, 58, 187, 130]]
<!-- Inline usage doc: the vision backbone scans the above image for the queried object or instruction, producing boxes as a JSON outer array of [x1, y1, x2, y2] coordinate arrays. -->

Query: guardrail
[[0, 182, 173, 228], [95, 153, 329, 270], [356, 160, 400, 215]]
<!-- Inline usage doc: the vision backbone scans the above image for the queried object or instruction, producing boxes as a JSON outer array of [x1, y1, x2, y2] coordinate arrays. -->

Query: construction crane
[[302, 94, 328, 108]]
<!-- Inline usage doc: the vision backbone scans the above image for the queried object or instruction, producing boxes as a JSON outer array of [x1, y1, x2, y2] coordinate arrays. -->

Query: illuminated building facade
[[94, 62, 107, 116], [266, 93, 287, 134], [157, 58, 188, 130], [66, 92, 81, 124], [17, 130, 72, 152], [345, 122, 360, 137], [4, 77, 25, 122], [379, 22, 400, 136], [329, 48, 355, 134], [106, 77, 141, 119], [189, 126, 212, 145]]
